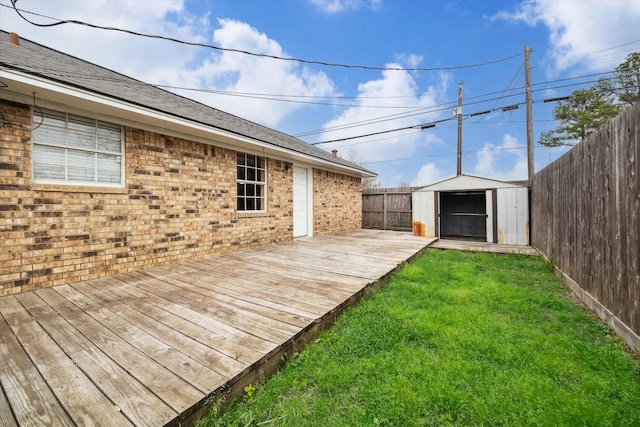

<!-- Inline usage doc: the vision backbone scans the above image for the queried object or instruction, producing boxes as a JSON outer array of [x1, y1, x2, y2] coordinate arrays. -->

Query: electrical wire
[[166, 87, 425, 109], [310, 93, 587, 146], [330, 118, 558, 149], [8, 1, 522, 72], [155, 85, 434, 100], [0, 58, 619, 113], [331, 129, 423, 149], [297, 74, 622, 138], [470, 62, 524, 124], [0, 93, 43, 130], [1, 17, 632, 147], [552, 39, 640, 71], [361, 143, 563, 166], [31, 92, 44, 130], [311, 116, 456, 145], [1, 57, 623, 144]]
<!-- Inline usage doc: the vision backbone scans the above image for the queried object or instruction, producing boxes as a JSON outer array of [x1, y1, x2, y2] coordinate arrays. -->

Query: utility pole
[[456, 81, 463, 176], [525, 45, 534, 182]]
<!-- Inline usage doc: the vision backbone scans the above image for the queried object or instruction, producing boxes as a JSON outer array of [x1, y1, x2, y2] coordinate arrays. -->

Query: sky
[[1, 0, 639, 186]]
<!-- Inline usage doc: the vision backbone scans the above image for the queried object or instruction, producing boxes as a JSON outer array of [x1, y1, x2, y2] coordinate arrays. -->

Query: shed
[[412, 175, 529, 245]]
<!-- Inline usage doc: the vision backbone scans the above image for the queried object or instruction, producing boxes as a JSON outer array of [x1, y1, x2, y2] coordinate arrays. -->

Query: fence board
[[531, 103, 640, 348], [362, 187, 419, 231]]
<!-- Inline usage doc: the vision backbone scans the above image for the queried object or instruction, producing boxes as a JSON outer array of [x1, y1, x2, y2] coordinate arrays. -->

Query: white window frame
[[31, 108, 125, 187], [236, 152, 266, 212]]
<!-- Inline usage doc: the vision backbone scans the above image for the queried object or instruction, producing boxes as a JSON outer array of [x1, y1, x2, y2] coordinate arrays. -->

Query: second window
[[237, 153, 266, 211]]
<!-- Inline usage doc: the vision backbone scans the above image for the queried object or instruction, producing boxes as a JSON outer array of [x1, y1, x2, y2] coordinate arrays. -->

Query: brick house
[[0, 31, 375, 296]]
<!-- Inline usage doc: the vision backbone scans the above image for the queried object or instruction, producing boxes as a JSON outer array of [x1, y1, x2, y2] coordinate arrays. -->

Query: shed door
[[439, 191, 486, 240], [293, 166, 308, 237]]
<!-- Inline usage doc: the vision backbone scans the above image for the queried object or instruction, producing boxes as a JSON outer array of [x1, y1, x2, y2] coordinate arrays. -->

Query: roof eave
[[0, 68, 376, 179]]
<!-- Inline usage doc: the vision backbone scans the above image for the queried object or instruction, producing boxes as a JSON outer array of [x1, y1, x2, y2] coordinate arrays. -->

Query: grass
[[198, 249, 640, 426]]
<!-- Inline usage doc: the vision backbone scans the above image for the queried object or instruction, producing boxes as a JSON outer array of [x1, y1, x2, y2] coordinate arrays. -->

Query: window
[[237, 153, 266, 211], [32, 108, 123, 186]]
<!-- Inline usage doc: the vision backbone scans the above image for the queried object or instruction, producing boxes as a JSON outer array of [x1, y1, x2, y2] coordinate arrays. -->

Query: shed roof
[[414, 174, 529, 192], [0, 30, 374, 177]]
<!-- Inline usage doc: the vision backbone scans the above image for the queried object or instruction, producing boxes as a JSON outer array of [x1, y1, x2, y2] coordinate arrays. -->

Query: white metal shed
[[412, 175, 529, 246]]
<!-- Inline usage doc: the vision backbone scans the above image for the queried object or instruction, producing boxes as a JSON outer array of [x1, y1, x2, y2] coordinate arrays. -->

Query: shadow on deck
[[0, 230, 433, 427]]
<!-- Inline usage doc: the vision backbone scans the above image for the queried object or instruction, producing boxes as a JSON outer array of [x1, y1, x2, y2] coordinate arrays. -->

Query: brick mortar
[[0, 100, 362, 294], [313, 169, 362, 236]]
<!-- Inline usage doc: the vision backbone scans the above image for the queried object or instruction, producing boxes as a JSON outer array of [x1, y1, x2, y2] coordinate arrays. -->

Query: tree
[[539, 52, 639, 147], [609, 52, 640, 106], [362, 177, 382, 189], [539, 86, 622, 146], [343, 148, 382, 189]]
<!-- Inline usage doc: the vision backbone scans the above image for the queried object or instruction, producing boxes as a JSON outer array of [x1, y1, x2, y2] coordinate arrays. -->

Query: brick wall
[[313, 169, 362, 235], [0, 100, 362, 295]]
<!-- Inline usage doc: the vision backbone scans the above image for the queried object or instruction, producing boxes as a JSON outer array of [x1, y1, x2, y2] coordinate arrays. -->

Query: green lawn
[[198, 249, 640, 427]]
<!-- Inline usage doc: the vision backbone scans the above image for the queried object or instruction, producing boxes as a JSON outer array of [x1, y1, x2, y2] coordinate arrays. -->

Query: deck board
[[81, 279, 249, 376], [168, 268, 325, 323], [134, 272, 295, 345], [71, 281, 239, 379], [118, 272, 277, 355], [36, 287, 204, 414], [1, 295, 134, 427], [55, 284, 226, 394], [0, 380, 17, 427], [140, 270, 303, 339], [0, 230, 433, 426], [14, 292, 175, 427], [0, 303, 75, 427]]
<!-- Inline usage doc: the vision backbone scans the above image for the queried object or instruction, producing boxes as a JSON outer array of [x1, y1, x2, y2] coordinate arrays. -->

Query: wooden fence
[[362, 187, 419, 231], [531, 102, 639, 350]]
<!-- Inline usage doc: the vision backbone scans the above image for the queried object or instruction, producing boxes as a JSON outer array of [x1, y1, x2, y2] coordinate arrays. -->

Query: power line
[[477, 62, 524, 121], [155, 86, 436, 100], [7, 1, 522, 72], [0, 52, 620, 114], [331, 129, 423, 149], [1, 56, 620, 145], [311, 117, 450, 145], [165, 86, 427, 109], [310, 94, 580, 146], [329, 118, 557, 150], [361, 143, 563, 166], [5, 56, 613, 110], [1, 25, 630, 146], [297, 74, 623, 139], [362, 145, 528, 165]]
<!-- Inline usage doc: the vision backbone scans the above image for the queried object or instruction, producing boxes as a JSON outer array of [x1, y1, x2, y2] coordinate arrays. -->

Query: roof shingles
[[0, 30, 373, 175]]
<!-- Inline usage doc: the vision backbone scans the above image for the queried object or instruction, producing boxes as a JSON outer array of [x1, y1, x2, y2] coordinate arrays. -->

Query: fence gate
[[362, 187, 418, 231]]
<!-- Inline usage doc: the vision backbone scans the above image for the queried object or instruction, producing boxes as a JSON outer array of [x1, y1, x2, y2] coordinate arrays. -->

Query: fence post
[[383, 193, 388, 230]]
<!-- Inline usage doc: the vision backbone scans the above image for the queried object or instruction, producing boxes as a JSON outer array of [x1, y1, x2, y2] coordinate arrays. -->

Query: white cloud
[[472, 133, 528, 181], [493, 0, 640, 73], [1, 0, 206, 78], [411, 162, 446, 187], [310, 0, 382, 13], [1, 2, 339, 127], [161, 18, 338, 126], [318, 64, 449, 167]]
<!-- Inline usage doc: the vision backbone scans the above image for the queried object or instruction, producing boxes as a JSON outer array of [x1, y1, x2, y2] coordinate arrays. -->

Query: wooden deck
[[0, 230, 433, 427]]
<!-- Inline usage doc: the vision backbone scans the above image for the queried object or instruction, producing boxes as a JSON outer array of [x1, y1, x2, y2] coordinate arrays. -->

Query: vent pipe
[[9, 32, 20, 46]]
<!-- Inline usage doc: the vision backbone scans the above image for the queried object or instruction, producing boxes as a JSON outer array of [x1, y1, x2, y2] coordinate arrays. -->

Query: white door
[[293, 166, 308, 237]]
